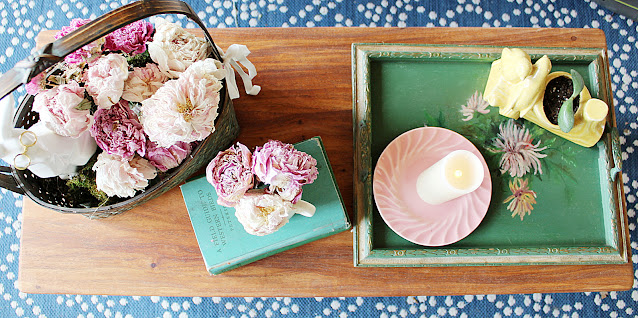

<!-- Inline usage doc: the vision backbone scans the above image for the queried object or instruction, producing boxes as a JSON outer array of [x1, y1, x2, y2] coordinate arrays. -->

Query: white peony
[[122, 63, 168, 102], [147, 18, 210, 78], [93, 153, 157, 198], [140, 58, 224, 147], [234, 191, 316, 236], [234, 192, 295, 236], [85, 53, 129, 109]]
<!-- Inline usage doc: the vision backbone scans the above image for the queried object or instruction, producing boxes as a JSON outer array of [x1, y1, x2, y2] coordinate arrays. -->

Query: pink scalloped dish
[[372, 127, 492, 246]]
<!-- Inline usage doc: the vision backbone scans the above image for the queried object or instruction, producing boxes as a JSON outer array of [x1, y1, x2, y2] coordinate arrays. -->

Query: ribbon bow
[[220, 44, 261, 100]]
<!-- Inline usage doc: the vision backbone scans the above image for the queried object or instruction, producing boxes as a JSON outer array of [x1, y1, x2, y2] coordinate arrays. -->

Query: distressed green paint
[[353, 44, 628, 267]]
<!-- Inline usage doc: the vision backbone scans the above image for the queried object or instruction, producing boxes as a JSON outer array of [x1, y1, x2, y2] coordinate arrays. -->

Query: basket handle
[[0, 166, 23, 194], [0, 0, 222, 100]]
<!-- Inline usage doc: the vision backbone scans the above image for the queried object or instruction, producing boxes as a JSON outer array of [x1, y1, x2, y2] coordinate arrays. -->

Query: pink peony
[[26, 73, 46, 95], [145, 141, 192, 172], [234, 191, 295, 236], [55, 18, 102, 64], [104, 20, 154, 55], [140, 59, 223, 147], [122, 63, 168, 102], [90, 100, 147, 160], [85, 53, 129, 109], [251, 140, 318, 204], [93, 153, 157, 198], [206, 142, 254, 207], [32, 80, 91, 137]]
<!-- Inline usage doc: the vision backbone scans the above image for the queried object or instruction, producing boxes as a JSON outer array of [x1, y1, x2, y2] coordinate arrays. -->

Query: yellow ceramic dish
[[484, 48, 608, 147]]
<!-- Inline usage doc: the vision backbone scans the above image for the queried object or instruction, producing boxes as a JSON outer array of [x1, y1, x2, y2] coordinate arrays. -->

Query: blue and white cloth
[[1, 0, 638, 317]]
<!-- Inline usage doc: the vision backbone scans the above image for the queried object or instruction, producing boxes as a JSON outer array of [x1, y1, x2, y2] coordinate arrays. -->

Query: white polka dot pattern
[[1, 0, 638, 317]]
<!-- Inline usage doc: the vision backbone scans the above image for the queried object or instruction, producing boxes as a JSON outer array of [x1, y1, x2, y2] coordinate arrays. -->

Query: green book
[[180, 136, 351, 275]]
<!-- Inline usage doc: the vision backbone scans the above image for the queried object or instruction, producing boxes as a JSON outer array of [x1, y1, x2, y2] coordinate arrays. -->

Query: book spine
[[209, 225, 349, 275]]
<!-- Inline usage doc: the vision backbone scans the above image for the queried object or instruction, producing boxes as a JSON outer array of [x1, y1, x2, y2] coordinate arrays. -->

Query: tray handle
[[609, 127, 622, 182]]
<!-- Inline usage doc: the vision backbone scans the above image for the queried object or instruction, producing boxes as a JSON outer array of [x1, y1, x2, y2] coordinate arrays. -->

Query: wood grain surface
[[18, 27, 633, 297]]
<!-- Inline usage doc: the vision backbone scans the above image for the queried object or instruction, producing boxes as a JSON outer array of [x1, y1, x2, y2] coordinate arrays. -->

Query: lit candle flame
[[454, 170, 463, 178]]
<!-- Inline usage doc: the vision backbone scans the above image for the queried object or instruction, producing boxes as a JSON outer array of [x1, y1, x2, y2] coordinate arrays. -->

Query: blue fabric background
[[1, 0, 637, 317]]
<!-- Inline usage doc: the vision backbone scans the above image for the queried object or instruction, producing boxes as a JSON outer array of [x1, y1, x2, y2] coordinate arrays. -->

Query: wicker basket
[[0, 0, 239, 218]]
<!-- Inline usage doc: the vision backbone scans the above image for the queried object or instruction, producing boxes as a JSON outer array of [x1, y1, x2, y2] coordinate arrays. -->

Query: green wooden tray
[[352, 43, 630, 267]]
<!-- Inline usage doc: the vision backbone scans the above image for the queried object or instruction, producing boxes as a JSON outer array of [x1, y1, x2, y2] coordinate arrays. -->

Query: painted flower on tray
[[460, 91, 490, 121], [234, 191, 295, 236], [206, 142, 254, 207], [55, 18, 102, 65], [140, 58, 223, 147], [90, 100, 147, 160], [32, 80, 91, 138], [104, 20, 154, 55], [122, 63, 168, 103], [85, 53, 129, 109], [504, 177, 537, 220], [252, 140, 319, 204], [492, 119, 547, 178], [93, 153, 157, 198], [146, 141, 192, 172], [147, 17, 210, 78]]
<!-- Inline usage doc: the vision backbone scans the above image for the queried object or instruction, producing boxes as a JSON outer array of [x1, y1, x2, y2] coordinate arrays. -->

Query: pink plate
[[373, 127, 492, 246]]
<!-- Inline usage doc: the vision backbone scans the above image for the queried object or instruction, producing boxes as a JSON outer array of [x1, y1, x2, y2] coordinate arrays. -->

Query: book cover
[[180, 136, 351, 275]]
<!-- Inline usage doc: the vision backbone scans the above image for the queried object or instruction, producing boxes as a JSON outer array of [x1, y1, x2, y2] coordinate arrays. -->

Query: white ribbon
[[219, 44, 261, 99], [0, 94, 97, 178]]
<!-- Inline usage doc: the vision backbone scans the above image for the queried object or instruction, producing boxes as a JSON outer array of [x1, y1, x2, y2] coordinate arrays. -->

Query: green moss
[[66, 153, 110, 206], [126, 50, 152, 68]]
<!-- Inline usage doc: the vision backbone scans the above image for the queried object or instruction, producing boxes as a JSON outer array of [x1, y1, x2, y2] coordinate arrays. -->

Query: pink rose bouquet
[[206, 140, 318, 236], [27, 18, 226, 202]]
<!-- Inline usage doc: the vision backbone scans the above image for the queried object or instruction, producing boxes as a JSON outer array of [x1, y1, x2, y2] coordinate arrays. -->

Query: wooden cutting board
[[17, 27, 633, 296]]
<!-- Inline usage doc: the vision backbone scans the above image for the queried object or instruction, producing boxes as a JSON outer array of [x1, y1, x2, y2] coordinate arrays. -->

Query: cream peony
[[140, 58, 224, 147], [234, 191, 295, 236], [85, 53, 129, 109], [93, 153, 157, 198], [147, 18, 210, 78], [122, 63, 168, 102]]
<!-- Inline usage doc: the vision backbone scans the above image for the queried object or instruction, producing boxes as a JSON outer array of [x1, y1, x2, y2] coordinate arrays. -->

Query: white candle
[[416, 150, 484, 205]]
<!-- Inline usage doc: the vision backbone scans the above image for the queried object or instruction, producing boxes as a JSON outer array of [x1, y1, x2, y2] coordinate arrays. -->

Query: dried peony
[[93, 153, 157, 198], [55, 18, 102, 64], [147, 18, 210, 78], [252, 140, 318, 204], [85, 53, 129, 109], [146, 141, 192, 172], [32, 80, 91, 138], [26, 73, 46, 95], [104, 20, 154, 55], [122, 63, 168, 102], [206, 142, 254, 207], [90, 100, 147, 160], [234, 191, 295, 236], [140, 58, 224, 147]]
